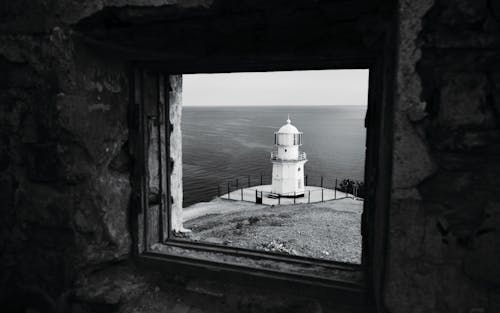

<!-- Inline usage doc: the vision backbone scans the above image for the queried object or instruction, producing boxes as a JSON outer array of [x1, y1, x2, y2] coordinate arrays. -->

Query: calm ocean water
[[182, 105, 367, 207]]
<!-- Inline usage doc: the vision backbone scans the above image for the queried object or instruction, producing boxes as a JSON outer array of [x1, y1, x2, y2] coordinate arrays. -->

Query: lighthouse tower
[[271, 117, 308, 197]]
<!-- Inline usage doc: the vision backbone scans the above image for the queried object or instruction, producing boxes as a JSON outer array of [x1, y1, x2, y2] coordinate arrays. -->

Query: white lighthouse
[[271, 117, 308, 197]]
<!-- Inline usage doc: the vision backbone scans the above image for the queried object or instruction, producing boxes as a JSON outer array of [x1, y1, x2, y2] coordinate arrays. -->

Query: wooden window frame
[[129, 54, 394, 309]]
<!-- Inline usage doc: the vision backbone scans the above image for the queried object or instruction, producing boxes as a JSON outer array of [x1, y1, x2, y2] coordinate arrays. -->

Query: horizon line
[[183, 104, 367, 107]]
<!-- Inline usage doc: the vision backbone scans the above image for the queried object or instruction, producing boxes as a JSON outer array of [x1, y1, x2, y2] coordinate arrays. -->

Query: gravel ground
[[183, 198, 363, 264]]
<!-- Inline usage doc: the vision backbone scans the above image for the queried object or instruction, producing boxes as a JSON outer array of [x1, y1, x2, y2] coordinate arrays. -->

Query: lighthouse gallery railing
[[270, 151, 307, 161]]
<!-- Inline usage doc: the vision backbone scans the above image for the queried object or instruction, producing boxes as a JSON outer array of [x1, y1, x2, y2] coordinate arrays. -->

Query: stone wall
[[0, 23, 132, 304], [1, 0, 499, 312], [385, 0, 500, 312]]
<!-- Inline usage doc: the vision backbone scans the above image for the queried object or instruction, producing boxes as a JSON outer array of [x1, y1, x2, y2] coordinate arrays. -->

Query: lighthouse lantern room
[[271, 117, 308, 197]]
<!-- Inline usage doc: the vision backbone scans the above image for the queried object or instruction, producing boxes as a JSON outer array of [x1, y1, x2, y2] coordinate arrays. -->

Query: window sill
[[138, 241, 370, 306]]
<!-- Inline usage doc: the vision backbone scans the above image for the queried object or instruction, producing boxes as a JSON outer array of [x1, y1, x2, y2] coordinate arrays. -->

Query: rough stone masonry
[[0, 0, 499, 312]]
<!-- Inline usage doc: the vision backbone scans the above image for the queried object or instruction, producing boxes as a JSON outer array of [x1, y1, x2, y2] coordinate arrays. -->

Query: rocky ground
[[182, 198, 363, 264]]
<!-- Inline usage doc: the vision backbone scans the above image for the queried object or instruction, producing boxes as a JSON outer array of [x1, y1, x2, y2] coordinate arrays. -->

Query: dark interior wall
[[1, 0, 499, 313], [386, 0, 500, 312], [0, 12, 132, 305]]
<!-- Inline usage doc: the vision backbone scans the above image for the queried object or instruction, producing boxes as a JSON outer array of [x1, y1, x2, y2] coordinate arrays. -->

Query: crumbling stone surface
[[118, 270, 359, 313], [70, 263, 366, 313], [74, 263, 149, 310], [0, 0, 214, 34], [437, 72, 495, 130], [392, 0, 437, 191], [386, 0, 500, 312], [0, 19, 132, 304]]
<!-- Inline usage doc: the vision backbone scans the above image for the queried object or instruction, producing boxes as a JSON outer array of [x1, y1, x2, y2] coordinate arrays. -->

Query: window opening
[[178, 69, 369, 264]]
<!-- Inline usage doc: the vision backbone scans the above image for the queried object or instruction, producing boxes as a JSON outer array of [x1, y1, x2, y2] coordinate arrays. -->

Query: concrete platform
[[220, 184, 357, 205]]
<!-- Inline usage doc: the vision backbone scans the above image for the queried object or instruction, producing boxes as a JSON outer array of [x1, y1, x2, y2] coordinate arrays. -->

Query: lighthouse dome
[[277, 117, 300, 134]]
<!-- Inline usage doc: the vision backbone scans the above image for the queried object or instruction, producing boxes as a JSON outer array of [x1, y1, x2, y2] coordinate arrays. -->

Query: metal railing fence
[[216, 174, 364, 205]]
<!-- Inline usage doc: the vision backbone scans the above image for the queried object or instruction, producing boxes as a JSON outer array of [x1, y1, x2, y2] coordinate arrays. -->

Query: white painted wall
[[271, 160, 307, 196], [277, 145, 299, 160]]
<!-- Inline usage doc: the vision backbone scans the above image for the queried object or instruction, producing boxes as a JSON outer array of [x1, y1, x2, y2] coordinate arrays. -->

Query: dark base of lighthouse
[[268, 193, 305, 199]]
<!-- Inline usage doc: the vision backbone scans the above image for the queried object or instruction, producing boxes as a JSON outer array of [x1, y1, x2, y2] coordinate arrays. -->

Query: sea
[[182, 105, 367, 207]]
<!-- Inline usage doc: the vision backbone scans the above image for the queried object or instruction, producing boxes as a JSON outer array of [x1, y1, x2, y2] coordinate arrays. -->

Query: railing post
[[236, 178, 239, 189], [305, 175, 308, 186], [227, 181, 230, 200], [322, 188, 324, 202], [321, 176, 324, 188], [255, 190, 258, 202], [260, 175, 263, 185], [294, 192, 296, 204], [334, 178, 337, 199], [241, 188, 243, 201], [308, 190, 311, 203]]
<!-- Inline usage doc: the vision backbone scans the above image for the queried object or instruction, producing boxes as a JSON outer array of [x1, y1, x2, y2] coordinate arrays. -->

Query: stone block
[[388, 200, 426, 260], [438, 72, 495, 130], [0, 57, 39, 89], [419, 50, 500, 72], [436, 265, 489, 312], [0, 173, 16, 213], [109, 142, 131, 173], [75, 171, 131, 265], [57, 144, 96, 184], [406, 101, 428, 122], [460, 130, 500, 151], [489, 289, 500, 313], [419, 171, 484, 233], [385, 260, 438, 313], [55, 45, 129, 169], [24, 143, 62, 182], [424, 29, 500, 49], [421, 214, 447, 264], [429, 129, 500, 152], [392, 118, 437, 189], [15, 182, 74, 228], [493, 72, 500, 116], [440, 0, 488, 26], [386, 259, 489, 313], [464, 202, 500, 286], [24, 142, 96, 184], [392, 187, 422, 201], [75, 265, 148, 307], [0, 134, 10, 171]]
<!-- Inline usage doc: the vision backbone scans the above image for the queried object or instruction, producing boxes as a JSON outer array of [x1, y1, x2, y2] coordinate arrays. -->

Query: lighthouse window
[[293, 133, 302, 145]]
